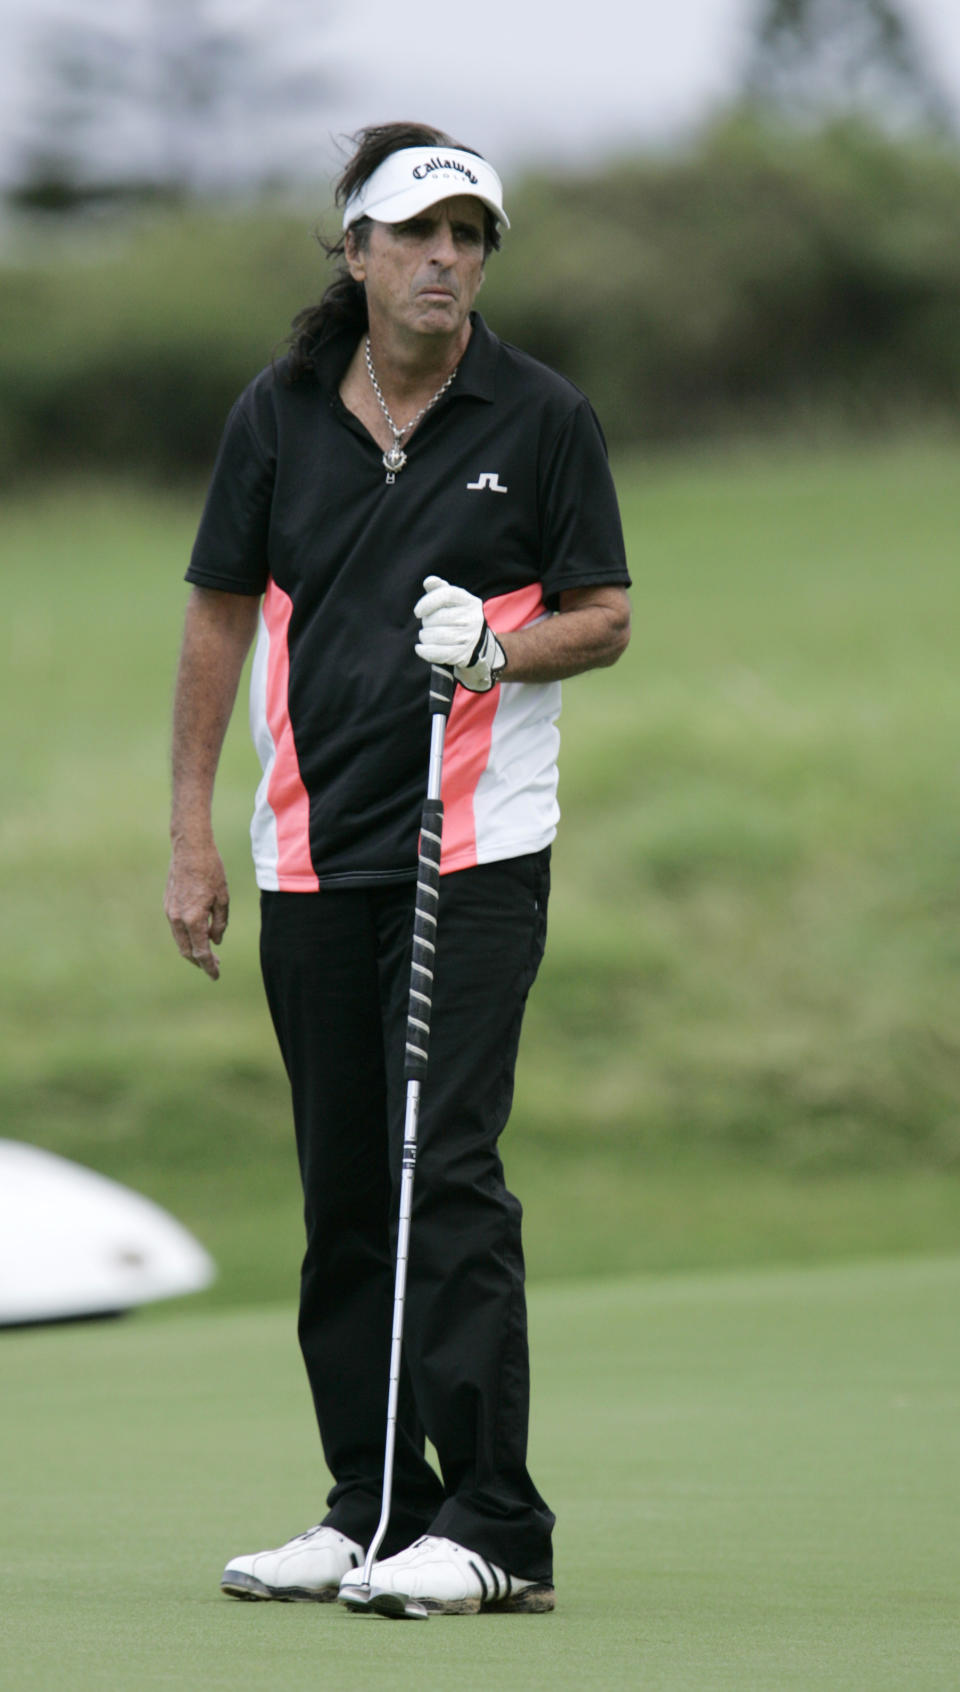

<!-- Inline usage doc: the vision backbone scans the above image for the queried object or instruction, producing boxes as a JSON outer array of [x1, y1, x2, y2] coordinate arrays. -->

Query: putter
[[342, 664, 456, 1621]]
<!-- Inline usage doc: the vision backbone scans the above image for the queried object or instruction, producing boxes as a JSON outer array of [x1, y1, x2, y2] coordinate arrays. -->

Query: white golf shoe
[[220, 1524, 364, 1601], [338, 1534, 555, 1615]]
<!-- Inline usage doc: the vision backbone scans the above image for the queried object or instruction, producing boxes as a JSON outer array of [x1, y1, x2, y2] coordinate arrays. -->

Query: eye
[[453, 223, 483, 246]]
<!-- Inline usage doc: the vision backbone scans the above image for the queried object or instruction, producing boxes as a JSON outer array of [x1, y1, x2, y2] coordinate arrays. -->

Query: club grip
[[404, 797, 443, 1082], [429, 665, 456, 720]]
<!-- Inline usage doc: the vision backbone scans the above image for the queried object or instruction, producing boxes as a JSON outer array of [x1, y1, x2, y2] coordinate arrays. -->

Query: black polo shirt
[[186, 312, 630, 889]]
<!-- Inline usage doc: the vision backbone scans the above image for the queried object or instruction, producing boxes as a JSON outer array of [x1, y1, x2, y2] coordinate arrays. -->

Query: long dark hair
[[286, 121, 503, 378]]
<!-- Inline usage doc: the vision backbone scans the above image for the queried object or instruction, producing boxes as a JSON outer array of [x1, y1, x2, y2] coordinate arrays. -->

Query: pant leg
[[259, 888, 445, 1553], [375, 850, 556, 1582]]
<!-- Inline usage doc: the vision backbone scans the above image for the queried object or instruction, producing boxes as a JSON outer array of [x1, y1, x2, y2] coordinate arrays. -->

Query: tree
[[742, 0, 955, 133], [9, 0, 334, 212]]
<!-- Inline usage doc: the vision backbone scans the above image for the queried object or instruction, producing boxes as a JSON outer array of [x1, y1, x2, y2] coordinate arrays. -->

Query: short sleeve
[[185, 393, 274, 594], [538, 399, 631, 609]]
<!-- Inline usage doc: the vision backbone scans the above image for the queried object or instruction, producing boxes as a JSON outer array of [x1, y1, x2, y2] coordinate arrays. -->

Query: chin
[[414, 310, 462, 335]]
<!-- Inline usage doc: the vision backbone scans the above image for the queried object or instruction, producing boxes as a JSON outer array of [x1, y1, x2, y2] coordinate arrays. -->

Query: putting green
[[1, 1257, 957, 1691]]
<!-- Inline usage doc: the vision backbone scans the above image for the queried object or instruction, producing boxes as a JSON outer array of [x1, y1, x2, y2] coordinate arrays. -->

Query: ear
[[344, 230, 366, 282]]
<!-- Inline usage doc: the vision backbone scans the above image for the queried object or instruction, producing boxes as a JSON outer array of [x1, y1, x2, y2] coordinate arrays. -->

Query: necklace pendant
[[365, 338, 460, 487]]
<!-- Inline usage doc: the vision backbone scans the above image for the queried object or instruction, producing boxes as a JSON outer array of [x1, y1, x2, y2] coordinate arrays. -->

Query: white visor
[[342, 146, 509, 232]]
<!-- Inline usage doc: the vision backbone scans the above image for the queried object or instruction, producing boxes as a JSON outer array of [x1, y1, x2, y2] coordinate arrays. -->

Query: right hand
[[164, 840, 230, 981]]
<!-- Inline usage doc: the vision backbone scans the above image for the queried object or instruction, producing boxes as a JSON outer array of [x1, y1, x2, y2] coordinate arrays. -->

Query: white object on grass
[[0, 1139, 215, 1326]]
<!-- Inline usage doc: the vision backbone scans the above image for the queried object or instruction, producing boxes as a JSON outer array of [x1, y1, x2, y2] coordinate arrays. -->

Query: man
[[165, 120, 630, 1617]]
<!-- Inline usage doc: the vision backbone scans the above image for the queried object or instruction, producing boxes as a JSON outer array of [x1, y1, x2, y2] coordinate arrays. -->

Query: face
[[345, 195, 486, 346]]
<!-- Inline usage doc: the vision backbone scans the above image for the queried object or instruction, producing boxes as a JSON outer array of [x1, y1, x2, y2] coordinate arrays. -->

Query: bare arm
[[164, 585, 260, 980], [496, 584, 630, 682]]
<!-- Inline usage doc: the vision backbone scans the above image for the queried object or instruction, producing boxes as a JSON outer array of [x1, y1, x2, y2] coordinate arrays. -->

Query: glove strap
[[457, 623, 507, 693]]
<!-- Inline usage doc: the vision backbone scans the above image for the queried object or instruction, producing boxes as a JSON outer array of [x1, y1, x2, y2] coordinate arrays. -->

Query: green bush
[[483, 115, 960, 442], [1, 116, 960, 478], [0, 209, 326, 478]]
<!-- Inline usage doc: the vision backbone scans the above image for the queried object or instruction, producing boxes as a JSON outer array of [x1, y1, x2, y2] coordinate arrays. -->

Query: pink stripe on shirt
[[262, 579, 320, 891], [440, 582, 548, 870]]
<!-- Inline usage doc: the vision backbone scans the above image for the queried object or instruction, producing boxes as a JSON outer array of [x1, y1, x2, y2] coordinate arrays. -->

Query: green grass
[[2, 440, 960, 1301], [2, 1256, 958, 1691]]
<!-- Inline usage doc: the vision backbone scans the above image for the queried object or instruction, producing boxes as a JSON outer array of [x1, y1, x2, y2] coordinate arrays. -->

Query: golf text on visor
[[342, 147, 510, 231]]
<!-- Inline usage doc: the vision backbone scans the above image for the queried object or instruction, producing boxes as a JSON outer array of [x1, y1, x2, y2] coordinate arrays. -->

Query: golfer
[[165, 120, 630, 1616]]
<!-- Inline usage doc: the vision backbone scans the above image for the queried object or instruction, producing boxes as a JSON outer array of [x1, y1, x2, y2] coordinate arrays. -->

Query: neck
[[365, 316, 473, 404]]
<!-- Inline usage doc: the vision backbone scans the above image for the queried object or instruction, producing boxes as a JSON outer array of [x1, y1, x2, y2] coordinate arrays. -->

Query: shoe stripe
[[479, 1555, 504, 1601], [467, 1558, 490, 1603]]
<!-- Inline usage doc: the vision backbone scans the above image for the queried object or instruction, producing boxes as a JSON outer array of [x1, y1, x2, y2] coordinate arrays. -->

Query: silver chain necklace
[[364, 337, 459, 482]]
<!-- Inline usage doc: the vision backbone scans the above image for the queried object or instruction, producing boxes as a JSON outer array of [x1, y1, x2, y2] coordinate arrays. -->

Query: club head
[[342, 1583, 429, 1620], [340, 1581, 376, 1613], [371, 1588, 430, 1620]]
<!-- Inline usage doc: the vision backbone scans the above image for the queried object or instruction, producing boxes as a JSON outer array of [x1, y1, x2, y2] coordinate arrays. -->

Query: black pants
[[259, 849, 555, 1582]]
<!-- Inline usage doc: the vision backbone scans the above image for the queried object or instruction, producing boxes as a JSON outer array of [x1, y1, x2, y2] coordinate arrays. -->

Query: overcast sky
[[0, 0, 958, 191]]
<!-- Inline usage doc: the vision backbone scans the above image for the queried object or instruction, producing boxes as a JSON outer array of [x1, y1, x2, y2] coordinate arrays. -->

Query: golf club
[[342, 663, 456, 1621]]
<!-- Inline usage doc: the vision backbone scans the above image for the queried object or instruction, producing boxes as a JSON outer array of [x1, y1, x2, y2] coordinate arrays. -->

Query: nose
[[426, 218, 458, 267]]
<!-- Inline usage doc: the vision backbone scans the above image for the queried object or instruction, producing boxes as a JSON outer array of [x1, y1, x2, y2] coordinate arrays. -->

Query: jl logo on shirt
[[467, 472, 509, 493]]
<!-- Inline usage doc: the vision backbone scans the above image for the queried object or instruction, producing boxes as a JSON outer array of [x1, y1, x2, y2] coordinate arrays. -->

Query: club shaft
[[362, 1079, 420, 1583], [361, 667, 454, 1587]]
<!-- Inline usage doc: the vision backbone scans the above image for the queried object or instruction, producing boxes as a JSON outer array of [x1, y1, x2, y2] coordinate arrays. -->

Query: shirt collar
[[452, 312, 497, 402]]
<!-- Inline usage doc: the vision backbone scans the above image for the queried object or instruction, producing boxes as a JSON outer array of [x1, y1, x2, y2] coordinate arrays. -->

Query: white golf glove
[[414, 575, 507, 693]]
